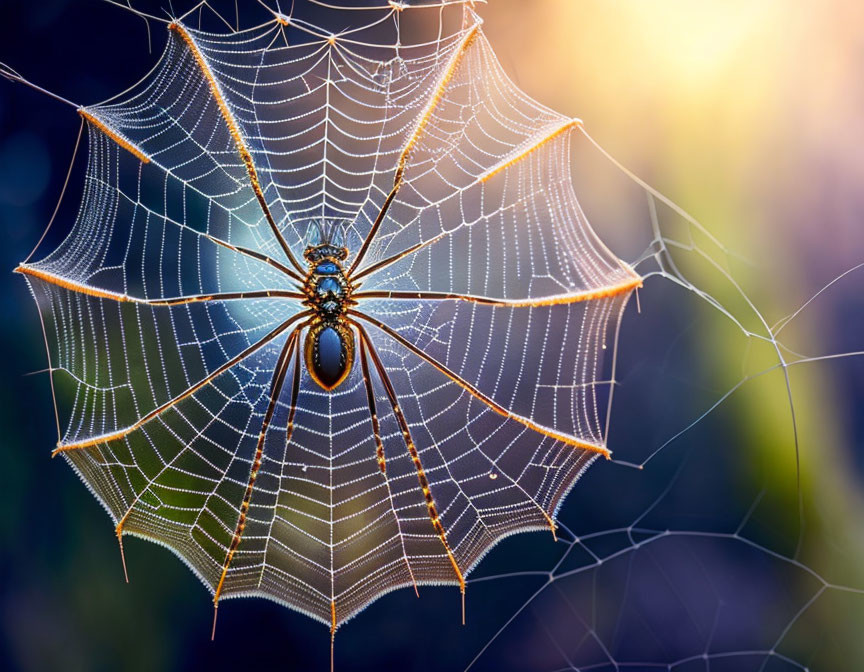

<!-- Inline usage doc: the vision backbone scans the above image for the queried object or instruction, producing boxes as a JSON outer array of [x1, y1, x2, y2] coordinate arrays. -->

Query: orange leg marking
[[354, 322, 466, 596], [15, 265, 302, 304], [330, 600, 337, 672], [479, 118, 583, 183]]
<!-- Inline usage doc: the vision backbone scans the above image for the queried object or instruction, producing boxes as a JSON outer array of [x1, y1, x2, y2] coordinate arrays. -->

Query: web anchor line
[[0, 62, 82, 109], [117, 529, 129, 584]]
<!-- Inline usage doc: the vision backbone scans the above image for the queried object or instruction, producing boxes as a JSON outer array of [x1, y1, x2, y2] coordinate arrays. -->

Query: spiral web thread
[[15, 1, 643, 630]]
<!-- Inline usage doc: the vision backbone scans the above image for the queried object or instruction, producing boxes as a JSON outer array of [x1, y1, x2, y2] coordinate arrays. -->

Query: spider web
[[14, 0, 638, 631], [5, 1, 864, 670]]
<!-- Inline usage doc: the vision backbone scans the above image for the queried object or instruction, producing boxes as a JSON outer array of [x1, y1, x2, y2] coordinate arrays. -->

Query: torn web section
[[357, 27, 637, 302]]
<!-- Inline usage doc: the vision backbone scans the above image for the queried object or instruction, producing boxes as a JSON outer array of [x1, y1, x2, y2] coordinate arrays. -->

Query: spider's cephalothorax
[[302, 223, 356, 391]]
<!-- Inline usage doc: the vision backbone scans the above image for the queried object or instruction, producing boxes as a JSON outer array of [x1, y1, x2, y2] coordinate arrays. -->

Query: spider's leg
[[212, 322, 305, 636], [171, 22, 307, 277], [347, 177, 402, 277], [255, 323, 303, 591], [352, 320, 466, 616], [57, 310, 312, 455], [145, 289, 305, 306], [15, 266, 304, 304], [353, 280, 642, 307], [359, 333, 387, 475], [285, 324, 303, 446], [348, 25, 480, 277], [357, 331, 420, 596], [349, 310, 611, 459]]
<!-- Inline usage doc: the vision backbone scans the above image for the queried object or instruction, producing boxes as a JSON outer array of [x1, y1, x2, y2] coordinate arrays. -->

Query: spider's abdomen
[[305, 321, 354, 390], [300, 243, 356, 391]]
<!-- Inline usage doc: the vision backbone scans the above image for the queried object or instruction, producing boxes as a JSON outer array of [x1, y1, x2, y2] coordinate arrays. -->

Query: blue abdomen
[[305, 322, 354, 390]]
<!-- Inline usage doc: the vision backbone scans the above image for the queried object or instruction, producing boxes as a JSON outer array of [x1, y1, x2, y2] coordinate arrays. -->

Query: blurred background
[[0, 1, 862, 670]]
